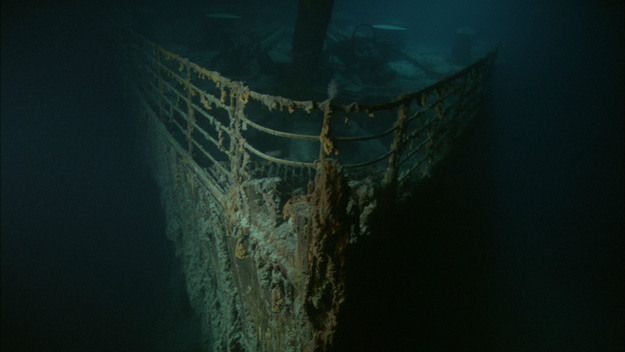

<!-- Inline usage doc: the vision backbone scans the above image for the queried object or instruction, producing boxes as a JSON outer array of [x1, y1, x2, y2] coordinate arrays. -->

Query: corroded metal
[[116, 27, 497, 351]]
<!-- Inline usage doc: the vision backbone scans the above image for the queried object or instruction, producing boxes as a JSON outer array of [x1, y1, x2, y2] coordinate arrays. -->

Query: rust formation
[[116, 27, 497, 351]]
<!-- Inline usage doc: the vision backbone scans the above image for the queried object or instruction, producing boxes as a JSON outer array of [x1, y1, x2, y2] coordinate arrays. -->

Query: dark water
[[1, 3, 191, 351], [2, 1, 623, 351]]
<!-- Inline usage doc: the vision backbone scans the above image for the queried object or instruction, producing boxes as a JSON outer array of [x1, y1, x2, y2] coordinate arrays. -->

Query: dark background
[[1, 2, 181, 350], [2, 1, 623, 351]]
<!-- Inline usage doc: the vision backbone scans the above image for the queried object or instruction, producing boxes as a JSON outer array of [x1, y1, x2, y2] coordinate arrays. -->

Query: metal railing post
[[185, 59, 195, 160], [383, 99, 410, 192]]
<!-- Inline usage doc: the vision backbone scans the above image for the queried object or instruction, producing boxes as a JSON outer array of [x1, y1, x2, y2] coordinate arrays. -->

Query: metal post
[[185, 59, 195, 160], [383, 99, 410, 192]]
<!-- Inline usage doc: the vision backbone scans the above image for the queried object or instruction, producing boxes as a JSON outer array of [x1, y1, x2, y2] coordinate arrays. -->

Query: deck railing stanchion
[[183, 60, 196, 160], [383, 98, 410, 193]]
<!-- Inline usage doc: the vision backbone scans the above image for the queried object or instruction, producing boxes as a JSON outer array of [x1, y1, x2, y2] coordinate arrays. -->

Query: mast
[[291, 0, 335, 88]]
